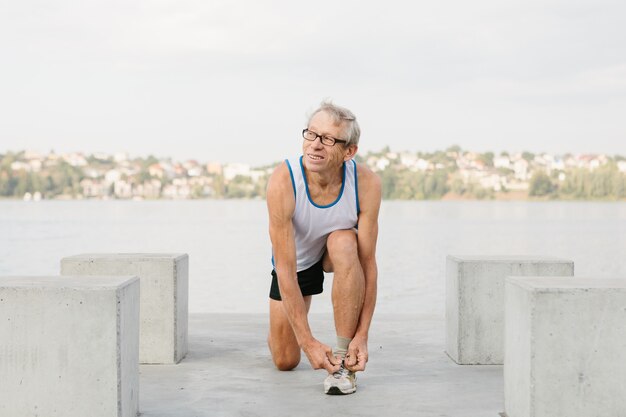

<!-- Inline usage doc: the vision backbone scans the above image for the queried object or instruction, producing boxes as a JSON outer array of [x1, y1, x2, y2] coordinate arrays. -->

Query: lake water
[[1, 200, 625, 316]]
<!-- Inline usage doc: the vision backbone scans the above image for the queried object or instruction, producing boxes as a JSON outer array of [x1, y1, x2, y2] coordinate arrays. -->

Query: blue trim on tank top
[[285, 159, 296, 199], [299, 155, 346, 209], [353, 159, 360, 215]]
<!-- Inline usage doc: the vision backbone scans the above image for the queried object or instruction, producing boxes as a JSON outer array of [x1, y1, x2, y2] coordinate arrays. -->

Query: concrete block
[[61, 253, 188, 364], [445, 255, 573, 364], [504, 277, 626, 417], [0, 275, 139, 417]]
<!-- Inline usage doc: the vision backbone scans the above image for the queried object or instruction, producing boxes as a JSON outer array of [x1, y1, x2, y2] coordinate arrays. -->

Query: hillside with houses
[[1, 147, 625, 201]]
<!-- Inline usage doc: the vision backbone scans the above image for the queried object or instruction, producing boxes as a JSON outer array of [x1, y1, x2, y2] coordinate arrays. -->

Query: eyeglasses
[[302, 129, 347, 147]]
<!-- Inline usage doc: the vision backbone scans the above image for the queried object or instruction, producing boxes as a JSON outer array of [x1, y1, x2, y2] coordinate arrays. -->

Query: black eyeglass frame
[[302, 129, 348, 147]]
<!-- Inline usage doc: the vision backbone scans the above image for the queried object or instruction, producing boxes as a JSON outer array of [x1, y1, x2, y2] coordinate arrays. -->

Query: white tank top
[[275, 155, 359, 272]]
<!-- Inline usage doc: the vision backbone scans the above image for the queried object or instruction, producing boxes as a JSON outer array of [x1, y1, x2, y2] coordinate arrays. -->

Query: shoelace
[[332, 361, 350, 378]]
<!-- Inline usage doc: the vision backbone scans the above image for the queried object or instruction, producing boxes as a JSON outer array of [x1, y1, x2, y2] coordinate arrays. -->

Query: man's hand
[[302, 339, 341, 373], [345, 335, 368, 372]]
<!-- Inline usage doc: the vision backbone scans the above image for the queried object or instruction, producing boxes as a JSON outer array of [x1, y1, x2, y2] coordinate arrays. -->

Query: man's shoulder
[[267, 162, 296, 223], [267, 161, 296, 202], [270, 157, 301, 178], [355, 162, 381, 193]]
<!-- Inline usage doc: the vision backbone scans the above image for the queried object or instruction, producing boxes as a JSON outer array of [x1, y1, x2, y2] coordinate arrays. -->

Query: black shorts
[[269, 258, 325, 301]]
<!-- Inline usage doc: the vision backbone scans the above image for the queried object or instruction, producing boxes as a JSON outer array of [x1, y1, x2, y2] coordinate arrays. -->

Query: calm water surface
[[1, 200, 625, 315]]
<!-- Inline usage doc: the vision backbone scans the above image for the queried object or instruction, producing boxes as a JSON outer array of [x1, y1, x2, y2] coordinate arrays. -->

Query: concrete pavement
[[139, 313, 504, 417]]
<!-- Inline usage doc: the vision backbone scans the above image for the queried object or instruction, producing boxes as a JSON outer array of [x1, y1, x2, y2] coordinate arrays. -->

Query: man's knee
[[269, 341, 301, 371], [273, 354, 301, 371], [326, 229, 358, 261]]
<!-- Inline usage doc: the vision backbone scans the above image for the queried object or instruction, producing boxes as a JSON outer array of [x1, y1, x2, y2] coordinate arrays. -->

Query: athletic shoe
[[324, 361, 357, 395]]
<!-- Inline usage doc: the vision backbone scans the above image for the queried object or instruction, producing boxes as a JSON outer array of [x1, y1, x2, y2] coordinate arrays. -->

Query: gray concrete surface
[[504, 276, 626, 417], [0, 275, 140, 417], [445, 255, 574, 365], [139, 313, 505, 417], [62, 253, 189, 364]]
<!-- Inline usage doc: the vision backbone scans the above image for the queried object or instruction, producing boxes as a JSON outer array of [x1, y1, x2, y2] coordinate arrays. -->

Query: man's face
[[302, 111, 356, 174]]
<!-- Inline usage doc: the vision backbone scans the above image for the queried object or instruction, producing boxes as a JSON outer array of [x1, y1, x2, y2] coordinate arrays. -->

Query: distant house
[[162, 178, 191, 199], [223, 163, 251, 181], [137, 179, 163, 199], [114, 152, 129, 163], [63, 153, 88, 167], [45, 151, 61, 166], [513, 159, 529, 181], [550, 156, 565, 171], [80, 179, 108, 198], [83, 168, 102, 179], [206, 162, 223, 175], [479, 174, 505, 192], [375, 158, 390, 171], [114, 180, 133, 199], [104, 169, 122, 184], [493, 156, 511, 169], [149, 164, 165, 179], [10, 161, 31, 172], [23, 150, 43, 160], [575, 154, 607, 171], [173, 163, 186, 177]]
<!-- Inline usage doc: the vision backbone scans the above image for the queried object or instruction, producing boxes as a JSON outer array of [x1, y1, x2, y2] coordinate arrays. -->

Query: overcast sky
[[1, 0, 625, 165]]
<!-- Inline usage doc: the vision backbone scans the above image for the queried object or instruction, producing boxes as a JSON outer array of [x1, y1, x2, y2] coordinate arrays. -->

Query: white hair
[[307, 101, 361, 146]]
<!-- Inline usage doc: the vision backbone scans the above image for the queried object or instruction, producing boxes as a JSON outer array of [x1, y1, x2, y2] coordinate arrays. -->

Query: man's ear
[[344, 145, 358, 161]]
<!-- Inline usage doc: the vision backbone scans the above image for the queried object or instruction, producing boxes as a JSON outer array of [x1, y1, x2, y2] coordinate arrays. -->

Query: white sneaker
[[324, 361, 357, 395]]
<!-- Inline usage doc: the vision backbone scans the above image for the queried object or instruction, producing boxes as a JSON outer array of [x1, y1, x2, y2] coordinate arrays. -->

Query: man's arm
[[345, 164, 382, 371], [267, 162, 340, 373]]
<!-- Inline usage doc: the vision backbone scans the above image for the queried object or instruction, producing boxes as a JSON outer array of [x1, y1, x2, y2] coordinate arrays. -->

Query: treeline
[[375, 163, 626, 201], [0, 153, 84, 198], [363, 148, 626, 200], [370, 149, 497, 200], [213, 174, 269, 199], [2, 150, 626, 201], [379, 167, 450, 199], [529, 164, 626, 200]]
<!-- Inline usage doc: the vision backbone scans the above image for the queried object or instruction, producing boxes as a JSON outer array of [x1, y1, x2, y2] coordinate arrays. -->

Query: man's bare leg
[[322, 229, 364, 394], [268, 296, 313, 371], [324, 229, 365, 353]]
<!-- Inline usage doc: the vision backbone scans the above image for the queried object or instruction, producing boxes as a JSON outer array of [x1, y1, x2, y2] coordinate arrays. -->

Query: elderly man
[[266, 101, 381, 395]]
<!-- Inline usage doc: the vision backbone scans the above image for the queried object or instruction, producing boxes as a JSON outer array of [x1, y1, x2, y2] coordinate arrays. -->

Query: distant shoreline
[[2, 194, 625, 202]]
